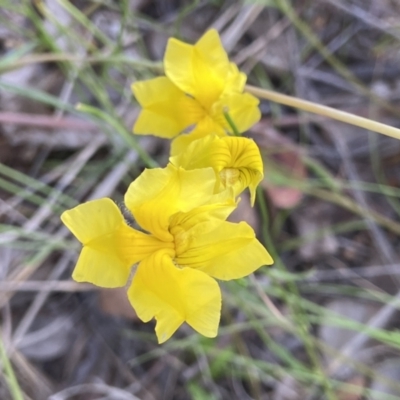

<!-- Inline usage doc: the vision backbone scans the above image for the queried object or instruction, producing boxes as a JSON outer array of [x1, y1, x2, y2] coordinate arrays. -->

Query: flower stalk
[[223, 110, 241, 137], [245, 84, 400, 141]]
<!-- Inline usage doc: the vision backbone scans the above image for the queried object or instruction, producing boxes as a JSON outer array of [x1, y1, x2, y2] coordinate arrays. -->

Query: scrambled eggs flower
[[61, 165, 272, 343], [132, 29, 261, 154]]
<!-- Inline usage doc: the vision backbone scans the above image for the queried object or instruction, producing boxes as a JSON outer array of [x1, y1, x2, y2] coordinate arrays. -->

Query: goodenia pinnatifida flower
[[132, 29, 261, 154], [170, 135, 263, 206], [61, 165, 273, 343]]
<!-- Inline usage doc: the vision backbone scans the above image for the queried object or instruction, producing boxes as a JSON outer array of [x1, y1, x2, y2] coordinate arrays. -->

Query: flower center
[[169, 225, 191, 257], [219, 168, 240, 189]]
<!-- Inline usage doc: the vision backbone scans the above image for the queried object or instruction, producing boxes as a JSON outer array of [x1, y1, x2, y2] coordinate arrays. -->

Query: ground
[[1, 1, 400, 399]]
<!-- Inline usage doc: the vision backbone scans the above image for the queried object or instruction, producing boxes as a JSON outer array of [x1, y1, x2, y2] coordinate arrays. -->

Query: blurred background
[[1, 0, 400, 399]]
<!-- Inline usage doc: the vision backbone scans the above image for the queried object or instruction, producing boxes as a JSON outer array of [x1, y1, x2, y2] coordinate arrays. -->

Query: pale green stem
[[245, 85, 400, 141], [223, 110, 240, 136]]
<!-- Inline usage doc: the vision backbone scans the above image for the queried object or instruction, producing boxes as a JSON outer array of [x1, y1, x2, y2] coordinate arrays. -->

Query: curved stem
[[246, 85, 400, 141]]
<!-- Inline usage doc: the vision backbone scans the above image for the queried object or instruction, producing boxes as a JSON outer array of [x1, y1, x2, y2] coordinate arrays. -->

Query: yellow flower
[[132, 29, 261, 155], [170, 135, 264, 205], [61, 165, 273, 343]]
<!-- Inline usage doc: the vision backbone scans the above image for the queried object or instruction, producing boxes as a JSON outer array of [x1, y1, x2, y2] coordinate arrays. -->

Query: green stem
[[223, 110, 241, 136]]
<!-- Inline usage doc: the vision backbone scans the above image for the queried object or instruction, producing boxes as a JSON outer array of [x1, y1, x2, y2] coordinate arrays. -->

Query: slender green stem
[[223, 110, 241, 136], [246, 85, 400, 141]]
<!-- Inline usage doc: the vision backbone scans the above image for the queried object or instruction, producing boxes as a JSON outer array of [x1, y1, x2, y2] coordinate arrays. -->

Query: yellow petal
[[128, 251, 221, 343], [220, 137, 264, 204], [222, 137, 263, 172], [124, 164, 216, 240], [72, 229, 173, 287], [225, 63, 247, 93], [165, 29, 230, 110], [169, 117, 226, 156], [61, 199, 171, 287], [61, 198, 123, 245], [170, 134, 230, 173], [170, 189, 237, 250], [211, 92, 261, 133], [61, 199, 139, 287], [176, 220, 273, 280], [71, 246, 128, 287], [132, 77, 202, 138], [171, 135, 263, 204], [170, 92, 260, 156]]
